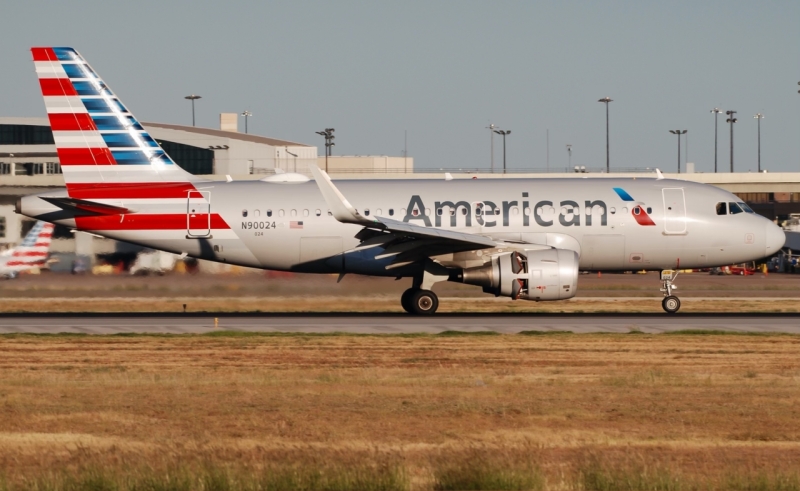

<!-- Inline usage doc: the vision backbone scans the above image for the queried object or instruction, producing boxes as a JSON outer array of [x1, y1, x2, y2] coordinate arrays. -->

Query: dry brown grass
[[1, 332, 799, 489]]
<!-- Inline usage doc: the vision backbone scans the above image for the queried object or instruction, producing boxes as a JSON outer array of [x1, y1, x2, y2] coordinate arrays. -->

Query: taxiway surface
[[0, 313, 794, 334]]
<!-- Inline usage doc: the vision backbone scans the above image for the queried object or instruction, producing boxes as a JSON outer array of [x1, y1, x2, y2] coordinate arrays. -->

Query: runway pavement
[[0, 313, 797, 334]]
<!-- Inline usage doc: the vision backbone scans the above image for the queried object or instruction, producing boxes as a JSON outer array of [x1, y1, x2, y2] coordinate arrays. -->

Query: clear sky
[[2, 0, 799, 173]]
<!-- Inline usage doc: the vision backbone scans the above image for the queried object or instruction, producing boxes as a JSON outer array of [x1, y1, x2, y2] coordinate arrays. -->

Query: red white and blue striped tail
[[31, 47, 201, 197], [3, 221, 55, 273]]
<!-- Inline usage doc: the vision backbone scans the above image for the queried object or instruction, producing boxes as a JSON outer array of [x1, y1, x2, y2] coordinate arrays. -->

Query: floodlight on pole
[[184, 94, 201, 127], [486, 123, 496, 172], [315, 128, 335, 172], [710, 108, 722, 173], [726, 110, 738, 172], [566, 144, 572, 170], [241, 111, 252, 134], [669, 130, 687, 174], [493, 129, 511, 174], [598, 97, 613, 172], [754, 113, 764, 172]]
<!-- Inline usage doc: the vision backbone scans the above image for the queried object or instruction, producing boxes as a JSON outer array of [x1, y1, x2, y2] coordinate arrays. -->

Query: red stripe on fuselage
[[67, 182, 198, 200], [11, 251, 48, 258], [39, 78, 77, 97], [75, 214, 230, 231], [31, 47, 57, 62], [6, 260, 45, 267], [48, 113, 97, 132], [57, 148, 116, 165]]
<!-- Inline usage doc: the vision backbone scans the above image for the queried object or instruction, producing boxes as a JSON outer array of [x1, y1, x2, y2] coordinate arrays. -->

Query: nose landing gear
[[660, 270, 681, 314]]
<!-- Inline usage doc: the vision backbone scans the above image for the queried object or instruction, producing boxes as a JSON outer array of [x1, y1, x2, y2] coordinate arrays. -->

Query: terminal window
[[157, 140, 214, 175], [0, 124, 55, 145]]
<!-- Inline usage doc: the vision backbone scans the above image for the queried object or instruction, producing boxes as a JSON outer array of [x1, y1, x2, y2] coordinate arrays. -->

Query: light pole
[[669, 130, 687, 173], [184, 95, 201, 127], [486, 123, 496, 172], [754, 113, 764, 172], [566, 144, 572, 171], [726, 110, 737, 172], [598, 97, 612, 172], [241, 111, 252, 134], [493, 129, 511, 174], [315, 128, 335, 172], [710, 108, 722, 173]]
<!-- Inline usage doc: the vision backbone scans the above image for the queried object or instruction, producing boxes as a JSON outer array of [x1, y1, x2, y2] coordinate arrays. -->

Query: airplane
[[0, 221, 55, 279], [16, 47, 785, 313]]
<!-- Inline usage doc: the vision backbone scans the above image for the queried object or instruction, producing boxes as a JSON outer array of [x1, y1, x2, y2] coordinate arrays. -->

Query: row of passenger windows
[[716, 202, 755, 215], [241, 205, 648, 219]]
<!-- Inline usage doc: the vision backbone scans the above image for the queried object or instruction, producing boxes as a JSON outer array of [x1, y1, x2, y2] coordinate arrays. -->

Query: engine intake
[[461, 249, 579, 301]]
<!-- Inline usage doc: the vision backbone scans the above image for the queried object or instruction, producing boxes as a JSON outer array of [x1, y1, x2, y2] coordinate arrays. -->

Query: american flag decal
[[290, 221, 304, 229]]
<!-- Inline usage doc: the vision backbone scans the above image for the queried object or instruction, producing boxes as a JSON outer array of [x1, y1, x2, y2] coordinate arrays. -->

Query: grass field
[[1, 332, 799, 490]]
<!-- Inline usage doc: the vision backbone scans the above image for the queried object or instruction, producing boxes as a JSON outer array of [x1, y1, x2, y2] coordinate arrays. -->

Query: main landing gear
[[401, 261, 448, 315], [401, 288, 439, 315], [660, 270, 681, 314]]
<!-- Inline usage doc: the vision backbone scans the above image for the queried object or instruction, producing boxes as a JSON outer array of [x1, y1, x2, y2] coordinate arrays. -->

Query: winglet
[[309, 165, 375, 226], [655, 168, 664, 180]]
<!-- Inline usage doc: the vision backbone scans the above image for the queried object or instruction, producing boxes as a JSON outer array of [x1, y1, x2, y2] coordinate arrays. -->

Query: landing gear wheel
[[410, 289, 439, 315], [400, 288, 418, 314], [662, 295, 681, 314]]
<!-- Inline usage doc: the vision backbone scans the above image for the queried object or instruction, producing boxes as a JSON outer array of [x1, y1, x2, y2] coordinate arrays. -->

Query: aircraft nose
[[765, 222, 785, 256]]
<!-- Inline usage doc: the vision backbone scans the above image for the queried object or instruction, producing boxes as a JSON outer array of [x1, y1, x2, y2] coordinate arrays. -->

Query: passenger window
[[364, 209, 370, 216], [633, 206, 641, 215], [242, 210, 248, 217], [376, 209, 382, 215], [290, 209, 297, 217], [328, 210, 332, 216], [303, 209, 309, 217], [315, 209, 321, 216], [524, 207, 531, 216], [647, 207, 652, 214], [401, 208, 406, 216], [729, 202, 743, 214], [511, 207, 519, 215], [254, 210, 261, 217], [278, 209, 285, 217], [266, 210, 273, 217], [389, 209, 394, 216], [437, 208, 443, 216], [425, 208, 431, 216], [739, 202, 755, 213], [610, 207, 616, 214]]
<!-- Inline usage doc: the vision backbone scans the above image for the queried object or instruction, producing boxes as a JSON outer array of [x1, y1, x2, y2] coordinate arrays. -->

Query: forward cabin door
[[187, 190, 211, 238], [662, 188, 687, 235]]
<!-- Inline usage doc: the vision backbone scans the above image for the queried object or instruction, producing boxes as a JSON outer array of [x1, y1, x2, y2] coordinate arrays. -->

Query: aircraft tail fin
[[5, 221, 55, 271], [31, 47, 200, 197]]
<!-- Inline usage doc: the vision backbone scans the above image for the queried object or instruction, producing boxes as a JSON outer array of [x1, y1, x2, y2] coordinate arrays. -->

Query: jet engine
[[459, 249, 579, 301]]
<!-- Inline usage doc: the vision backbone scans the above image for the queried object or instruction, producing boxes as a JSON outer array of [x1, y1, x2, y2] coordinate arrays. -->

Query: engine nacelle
[[461, 249, 579, 301]]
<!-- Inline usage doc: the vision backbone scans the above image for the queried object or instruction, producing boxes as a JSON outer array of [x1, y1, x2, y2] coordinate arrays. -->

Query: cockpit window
[[738, 202, 755, 214], [729, 202, 744, 214], [716, 202, 727, 215]]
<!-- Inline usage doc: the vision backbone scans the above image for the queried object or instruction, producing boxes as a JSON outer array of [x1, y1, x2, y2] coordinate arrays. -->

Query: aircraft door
[[187, 190, 211, 238], [662, 188, 687, 235]]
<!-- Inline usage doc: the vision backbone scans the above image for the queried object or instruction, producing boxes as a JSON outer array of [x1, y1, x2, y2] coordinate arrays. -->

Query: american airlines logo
[[401, 187, 654, 228]]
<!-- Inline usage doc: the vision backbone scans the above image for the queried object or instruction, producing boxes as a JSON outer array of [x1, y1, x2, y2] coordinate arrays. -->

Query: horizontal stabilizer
[[41, 196, 131, 215]]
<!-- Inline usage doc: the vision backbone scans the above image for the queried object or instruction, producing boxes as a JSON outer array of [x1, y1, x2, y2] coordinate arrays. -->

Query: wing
[[310, 166, 497, 269]]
